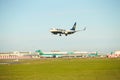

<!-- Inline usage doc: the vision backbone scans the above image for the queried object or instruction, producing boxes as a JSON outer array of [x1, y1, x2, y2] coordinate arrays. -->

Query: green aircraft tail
[[36, 50, 44, 55]]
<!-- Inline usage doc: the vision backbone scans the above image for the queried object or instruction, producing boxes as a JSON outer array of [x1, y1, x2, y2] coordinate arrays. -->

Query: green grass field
[[0, 58, 120, 80]]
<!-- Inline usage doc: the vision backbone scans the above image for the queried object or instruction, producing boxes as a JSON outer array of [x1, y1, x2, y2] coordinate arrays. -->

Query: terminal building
[[0, 50, 119, 59]]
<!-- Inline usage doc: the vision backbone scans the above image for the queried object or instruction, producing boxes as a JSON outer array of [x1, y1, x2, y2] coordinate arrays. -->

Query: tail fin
[[36, 50, 44, 55], [71, 22, 76, 30]]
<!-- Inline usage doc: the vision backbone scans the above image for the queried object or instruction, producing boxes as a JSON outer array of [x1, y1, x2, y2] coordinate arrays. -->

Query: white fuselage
[[50, 28, 75, 36]]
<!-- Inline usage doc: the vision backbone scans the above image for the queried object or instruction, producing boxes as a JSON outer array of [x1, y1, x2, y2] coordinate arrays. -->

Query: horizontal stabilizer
[[76, 27, 86, 32]]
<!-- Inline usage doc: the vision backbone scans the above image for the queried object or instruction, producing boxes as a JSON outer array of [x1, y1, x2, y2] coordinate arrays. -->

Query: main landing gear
[[59, 34, 61, 36]]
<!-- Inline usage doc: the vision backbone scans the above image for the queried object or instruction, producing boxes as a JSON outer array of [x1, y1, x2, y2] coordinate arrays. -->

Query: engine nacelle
[[65, 31, 68, 34]]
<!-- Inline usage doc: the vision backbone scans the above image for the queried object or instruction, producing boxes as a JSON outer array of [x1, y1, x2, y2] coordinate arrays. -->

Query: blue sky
[[0, 0, 120, 53]]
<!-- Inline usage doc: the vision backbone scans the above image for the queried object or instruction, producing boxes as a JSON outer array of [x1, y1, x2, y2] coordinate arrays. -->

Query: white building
[[0, 51, 39, 59], [107, 50, 120, 58]]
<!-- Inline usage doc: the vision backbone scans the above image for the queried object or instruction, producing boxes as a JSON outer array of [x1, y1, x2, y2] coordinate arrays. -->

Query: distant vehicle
[[50, 22, 86, 36]]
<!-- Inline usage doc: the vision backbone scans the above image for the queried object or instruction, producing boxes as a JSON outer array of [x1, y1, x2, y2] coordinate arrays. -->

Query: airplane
[[50, 22, 86, 36], [35, 50, 75, 58], [35, 50, 63, 58]]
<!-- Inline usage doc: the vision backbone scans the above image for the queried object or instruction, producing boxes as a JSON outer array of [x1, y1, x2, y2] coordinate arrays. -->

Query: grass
[[0, 58, 120, 80]]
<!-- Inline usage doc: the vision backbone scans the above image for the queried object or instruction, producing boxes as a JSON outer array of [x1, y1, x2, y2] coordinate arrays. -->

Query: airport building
[[0, 50, 119, 59], [107, 51, 120, 58], [0, 52, 18, 59], [0, 51, 39, 59]]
